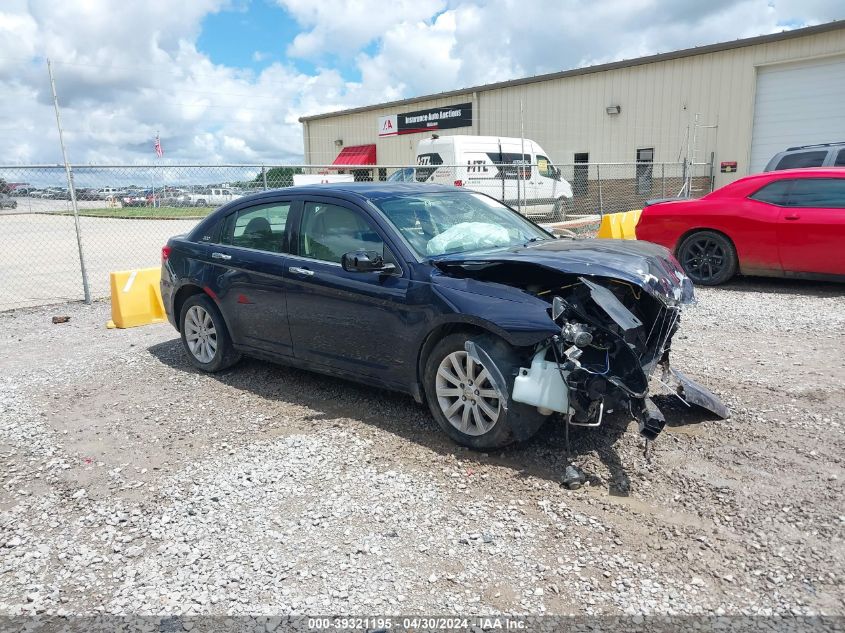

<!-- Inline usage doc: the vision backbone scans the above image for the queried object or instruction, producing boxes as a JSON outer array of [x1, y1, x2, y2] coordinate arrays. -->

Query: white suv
[[764, 142, 845, 171]]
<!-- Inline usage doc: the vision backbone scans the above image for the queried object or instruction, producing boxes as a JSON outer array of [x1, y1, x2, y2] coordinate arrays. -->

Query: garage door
[[749, 55, 845, 173]]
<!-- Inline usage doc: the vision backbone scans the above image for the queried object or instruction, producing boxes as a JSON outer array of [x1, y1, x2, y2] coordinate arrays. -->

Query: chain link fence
[[0, 161, 712, 310]]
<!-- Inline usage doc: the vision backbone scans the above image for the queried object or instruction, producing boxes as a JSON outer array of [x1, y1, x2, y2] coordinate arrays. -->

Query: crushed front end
[[511, 263, 728, 441], [432, 238, 730, 443]]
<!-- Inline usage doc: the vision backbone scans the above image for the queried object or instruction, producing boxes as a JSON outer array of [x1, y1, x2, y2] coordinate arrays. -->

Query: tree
[[254, 166, 303, 189], [0, 178, 9, 194]]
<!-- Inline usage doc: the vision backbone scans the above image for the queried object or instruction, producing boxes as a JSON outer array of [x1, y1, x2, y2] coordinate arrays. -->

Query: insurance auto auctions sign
[[378, 103, 472, 137]]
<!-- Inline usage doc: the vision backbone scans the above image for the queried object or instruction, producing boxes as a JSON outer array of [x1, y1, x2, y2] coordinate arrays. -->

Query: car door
[[777, 177, 845, 276], [532, 154, 558, 212], [208, 198, 297, 356], [284, 197, 414, 384]]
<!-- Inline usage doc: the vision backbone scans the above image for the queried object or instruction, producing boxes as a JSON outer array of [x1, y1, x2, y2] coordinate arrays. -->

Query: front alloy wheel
[[423, 332, 549, 450], [435, 350, 501, 436]]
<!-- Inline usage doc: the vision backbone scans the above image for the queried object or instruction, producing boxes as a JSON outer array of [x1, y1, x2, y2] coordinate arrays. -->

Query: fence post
[[709, 151, 715, 192], [596, 164, 603, 215], [262, 164, 268, 190], [661, 163, 666, 198], [47, 58, 91, 304]]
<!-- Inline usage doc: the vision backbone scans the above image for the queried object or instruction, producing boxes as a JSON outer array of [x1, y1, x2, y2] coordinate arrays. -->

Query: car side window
[[787, 179, 845, 209], [749, 180, 794, 206], [299, 202, 387, 264], [537, 155, 557, 180], [774, 151, 827, 170], [221, 202, 291, 252], [835, 149, 845, 167]]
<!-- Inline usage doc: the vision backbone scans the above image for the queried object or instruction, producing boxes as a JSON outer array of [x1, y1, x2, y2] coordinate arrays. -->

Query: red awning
[[331, 144, 376, 166]]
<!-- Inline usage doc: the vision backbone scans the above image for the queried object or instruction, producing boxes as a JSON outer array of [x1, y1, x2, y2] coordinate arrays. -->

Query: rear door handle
[[784, 214, 801, 221], [289, 266, 315, 277], [211, 252, 232, 260]]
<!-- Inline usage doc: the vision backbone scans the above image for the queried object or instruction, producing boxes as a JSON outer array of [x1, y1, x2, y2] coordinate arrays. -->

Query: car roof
[[740, 167, 845, 183], [231, 182, 459, 204]]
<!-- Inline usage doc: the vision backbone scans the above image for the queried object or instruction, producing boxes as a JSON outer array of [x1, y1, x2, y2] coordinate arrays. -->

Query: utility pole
[[48, 58, 91, 304]]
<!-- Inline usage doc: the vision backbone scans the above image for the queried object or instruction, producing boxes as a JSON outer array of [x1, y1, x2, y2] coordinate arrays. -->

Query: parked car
[[0, 193, 17, 209], [75, 188, 99, 201], [764, 142, 845, 171], [97, 188, 126, 200], [636, 168, 845, 285], [185, 187, 241, 207], [161, 183, 726, 453], [160, 191, 193, 207], [416, 135, 573, 220], [118, 191, 156, 207]]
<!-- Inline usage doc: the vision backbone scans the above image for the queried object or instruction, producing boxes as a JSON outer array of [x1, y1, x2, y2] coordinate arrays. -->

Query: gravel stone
[[0, 279, 843, 616]]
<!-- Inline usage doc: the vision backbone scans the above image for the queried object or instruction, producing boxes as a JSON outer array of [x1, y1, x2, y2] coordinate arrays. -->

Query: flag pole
[[152, 131, 157, 209]]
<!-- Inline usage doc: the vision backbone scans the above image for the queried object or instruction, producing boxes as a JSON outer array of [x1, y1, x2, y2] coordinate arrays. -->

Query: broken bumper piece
[[659, 362, 731, 420]]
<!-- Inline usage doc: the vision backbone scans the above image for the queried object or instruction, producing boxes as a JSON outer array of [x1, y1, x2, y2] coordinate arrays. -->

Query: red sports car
[[636, 168, 845, 285]]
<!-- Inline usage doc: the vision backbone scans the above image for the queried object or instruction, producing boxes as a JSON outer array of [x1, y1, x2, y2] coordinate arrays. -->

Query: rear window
[[221, 202, 291, 252], [788, 179, 845, 209], [774, 151, 827, 170], [749, 180, 793, 205]]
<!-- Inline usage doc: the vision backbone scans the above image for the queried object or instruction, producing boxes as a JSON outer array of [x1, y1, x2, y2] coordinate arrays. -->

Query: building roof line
[[299, 19, 845, 123]]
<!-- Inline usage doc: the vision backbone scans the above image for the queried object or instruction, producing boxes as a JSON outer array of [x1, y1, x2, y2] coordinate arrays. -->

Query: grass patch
[[58, 206, 215, 219]]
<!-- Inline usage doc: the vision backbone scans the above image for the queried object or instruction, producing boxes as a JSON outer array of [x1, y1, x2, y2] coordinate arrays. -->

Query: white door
[[750, 55, 845, 173]]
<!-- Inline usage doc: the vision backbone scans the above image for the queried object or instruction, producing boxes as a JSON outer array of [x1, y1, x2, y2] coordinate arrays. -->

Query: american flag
[[153, 133, 163, 158]]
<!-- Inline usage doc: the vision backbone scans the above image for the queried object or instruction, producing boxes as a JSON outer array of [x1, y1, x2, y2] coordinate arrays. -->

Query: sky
[[0, 0, 843, 165]]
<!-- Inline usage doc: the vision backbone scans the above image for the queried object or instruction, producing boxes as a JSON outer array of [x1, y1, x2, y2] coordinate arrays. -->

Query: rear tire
[[423, 332, 548, 450], [550, 196, 572, 222], [677, 230, 738, 286], [179, 294, 241, 372]]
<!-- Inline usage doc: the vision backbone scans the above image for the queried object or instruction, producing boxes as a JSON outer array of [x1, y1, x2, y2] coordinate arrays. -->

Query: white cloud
[[0, 0, 843, 164], [277, 0, 447, 59]]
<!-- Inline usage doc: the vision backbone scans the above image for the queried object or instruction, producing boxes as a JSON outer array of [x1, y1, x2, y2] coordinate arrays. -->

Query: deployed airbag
[[426, 222, 512, 256]]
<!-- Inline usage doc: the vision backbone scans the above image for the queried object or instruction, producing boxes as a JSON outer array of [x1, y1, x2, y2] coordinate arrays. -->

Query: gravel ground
[[1, 278, 844, 619]]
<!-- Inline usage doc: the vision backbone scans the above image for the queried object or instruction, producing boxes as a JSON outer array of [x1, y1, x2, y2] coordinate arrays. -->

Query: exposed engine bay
[[433, 240, 730, 443]]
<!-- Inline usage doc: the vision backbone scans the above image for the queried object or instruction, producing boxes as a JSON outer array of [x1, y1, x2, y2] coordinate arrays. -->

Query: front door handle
[[211, 252, 232, 260], [784, 214, 801, 221], [289, 266, 315, 277]]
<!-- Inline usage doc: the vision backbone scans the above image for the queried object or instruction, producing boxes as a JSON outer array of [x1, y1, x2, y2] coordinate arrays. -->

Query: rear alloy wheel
[[424, 332, 548, 450], [179, 294, 240, 372], [677, 230, 738, 286]]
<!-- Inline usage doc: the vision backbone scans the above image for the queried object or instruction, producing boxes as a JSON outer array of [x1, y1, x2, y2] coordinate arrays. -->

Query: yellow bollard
[[597, 209, 642, 240], [106, 267, 166, 329]]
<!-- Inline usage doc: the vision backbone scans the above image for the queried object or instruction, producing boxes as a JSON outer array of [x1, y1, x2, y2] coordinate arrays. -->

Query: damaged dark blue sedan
[[161, 183, 727, 451]]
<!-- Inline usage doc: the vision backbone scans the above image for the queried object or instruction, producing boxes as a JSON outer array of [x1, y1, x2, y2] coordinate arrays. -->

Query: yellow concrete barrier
[[106, 267, 166, 329], [596, 209, 642, 240]]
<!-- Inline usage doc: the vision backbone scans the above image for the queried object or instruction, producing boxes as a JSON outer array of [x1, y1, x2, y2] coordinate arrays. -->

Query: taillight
[[454, 179, 463, 187], [161, 245, 172, 263]]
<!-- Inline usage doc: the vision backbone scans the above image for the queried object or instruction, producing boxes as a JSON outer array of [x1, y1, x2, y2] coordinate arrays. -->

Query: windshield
[[374, 191, 553, 257], [387, 167, 415, 182]]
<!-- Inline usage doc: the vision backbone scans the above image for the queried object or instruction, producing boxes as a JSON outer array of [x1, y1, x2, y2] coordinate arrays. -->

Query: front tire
[[677, 230, 738, 286], [423, 332, 548, 450], [550, 196, 572, 222], [179, 294, 241, 372]]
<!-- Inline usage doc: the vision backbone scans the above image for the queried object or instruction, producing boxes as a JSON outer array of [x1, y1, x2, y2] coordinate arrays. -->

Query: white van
[[415, 135, 573, 219]]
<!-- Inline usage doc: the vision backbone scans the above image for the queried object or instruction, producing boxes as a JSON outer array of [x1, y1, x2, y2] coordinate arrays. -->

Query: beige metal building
[[300, 21, 845, 188]]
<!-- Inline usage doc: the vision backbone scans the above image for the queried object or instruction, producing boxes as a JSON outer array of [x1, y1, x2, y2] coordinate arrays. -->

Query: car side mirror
[[341, 250, 396, 274]]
